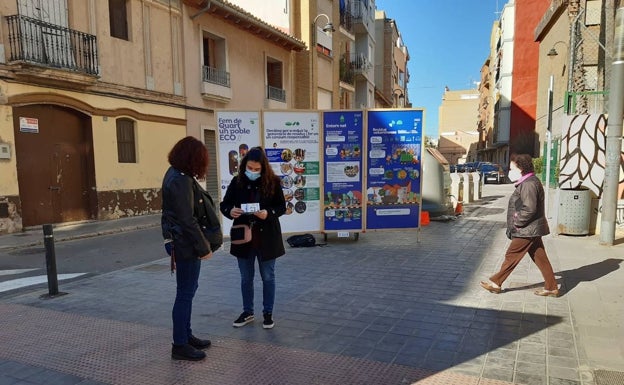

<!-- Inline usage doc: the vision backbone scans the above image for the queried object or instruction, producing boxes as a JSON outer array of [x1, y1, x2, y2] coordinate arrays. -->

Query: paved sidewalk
[[0, 184, 623, 385], [0, 214, 160, 251]]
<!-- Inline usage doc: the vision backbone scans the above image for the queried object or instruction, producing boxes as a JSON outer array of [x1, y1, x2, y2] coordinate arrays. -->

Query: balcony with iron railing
[[201, 65, 231, 102], [339, 54, 354, 85], [340, 9, 354, 35], [351, 0, 368, 24], [202, 65, 230, 87], [5, 14, 98, 75], [340, 53, 371, 80], [267, 85, 286, 102]]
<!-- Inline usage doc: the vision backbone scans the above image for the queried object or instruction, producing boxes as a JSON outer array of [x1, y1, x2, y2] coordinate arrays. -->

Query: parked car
[[456, 162, 477, 173], [478, 163, 506, 184]]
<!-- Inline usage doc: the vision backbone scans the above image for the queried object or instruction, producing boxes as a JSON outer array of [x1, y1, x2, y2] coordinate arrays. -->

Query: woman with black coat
[[161, 136, 215, 361], [220, 147, 286, 329]]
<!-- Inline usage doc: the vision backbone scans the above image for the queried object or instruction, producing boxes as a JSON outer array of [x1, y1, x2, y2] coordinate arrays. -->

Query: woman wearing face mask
[[220, 147, 286, 329], [480, 153, 559, 297]]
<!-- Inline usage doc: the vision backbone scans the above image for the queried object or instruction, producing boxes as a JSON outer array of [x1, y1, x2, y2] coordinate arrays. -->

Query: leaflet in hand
[[241, 203, 260, 214]]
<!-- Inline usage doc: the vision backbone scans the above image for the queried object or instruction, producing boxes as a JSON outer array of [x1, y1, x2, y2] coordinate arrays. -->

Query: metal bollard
[[42, 224, 59, 296]]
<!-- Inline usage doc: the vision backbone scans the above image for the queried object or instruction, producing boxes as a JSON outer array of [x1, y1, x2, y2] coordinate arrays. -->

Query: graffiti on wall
[[558, 114, 624, 198]]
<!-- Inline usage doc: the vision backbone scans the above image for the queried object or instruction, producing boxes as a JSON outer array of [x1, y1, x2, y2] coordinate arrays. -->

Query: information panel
[[216, 111, 262, 235], [263, 111, 321, 233], [216, 111, 262, 194], [322, 111, 364, 231], [365, 109, 424, 230]]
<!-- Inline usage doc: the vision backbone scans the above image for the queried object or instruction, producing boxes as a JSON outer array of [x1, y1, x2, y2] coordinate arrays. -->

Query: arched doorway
[[13, 105, 96, 226]]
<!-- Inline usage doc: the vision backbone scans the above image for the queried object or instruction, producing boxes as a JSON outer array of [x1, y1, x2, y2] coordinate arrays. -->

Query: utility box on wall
[[0, 143, 10, 159], [557, 187, 591, 235]]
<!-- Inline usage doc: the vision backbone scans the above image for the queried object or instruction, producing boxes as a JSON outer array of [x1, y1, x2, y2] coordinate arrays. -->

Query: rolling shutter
[[203, 129, 219, 201]]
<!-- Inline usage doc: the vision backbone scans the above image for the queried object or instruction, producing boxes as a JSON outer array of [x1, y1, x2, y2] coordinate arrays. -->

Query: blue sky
[[375, 0, 501, 138]]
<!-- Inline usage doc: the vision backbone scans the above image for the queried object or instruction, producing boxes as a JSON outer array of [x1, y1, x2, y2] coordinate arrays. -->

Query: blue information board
[[365, 109, 424, 230], [322, 111, 364, 231]]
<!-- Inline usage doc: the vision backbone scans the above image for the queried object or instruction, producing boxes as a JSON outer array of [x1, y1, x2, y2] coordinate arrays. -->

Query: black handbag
[[193, 181, 223, 251], [230, 224, 252, 245]]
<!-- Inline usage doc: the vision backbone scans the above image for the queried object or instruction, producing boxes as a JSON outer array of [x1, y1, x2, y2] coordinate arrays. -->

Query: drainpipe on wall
[[190, 1, 211, 19]]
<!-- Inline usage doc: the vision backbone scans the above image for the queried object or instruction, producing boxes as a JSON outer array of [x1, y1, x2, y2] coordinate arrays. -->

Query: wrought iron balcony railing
[[5, 14, 98, 75], [340, 9, 354, 34], [267, 85, 285, 102], [351, 0, 368, 24], [202, 65, 230, 87], [340, 53, 370, 79], [339, 54, 354, 85]]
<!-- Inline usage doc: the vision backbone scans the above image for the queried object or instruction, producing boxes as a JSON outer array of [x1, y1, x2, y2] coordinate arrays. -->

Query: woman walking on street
[[161, 136, 214, 361], [480, 153, 559, 297], [220, 147, 286, 329]]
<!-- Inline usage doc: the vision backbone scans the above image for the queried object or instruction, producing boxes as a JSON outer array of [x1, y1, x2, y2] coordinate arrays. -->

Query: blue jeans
[[172, 257, 201, 345], [237, 252, 275, 314]]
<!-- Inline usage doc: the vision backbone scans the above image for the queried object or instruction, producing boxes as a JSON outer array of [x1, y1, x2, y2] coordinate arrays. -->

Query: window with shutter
[[109, 0, 129, 40], [116, 118, 136, 163], [203, 129, 219, 200]]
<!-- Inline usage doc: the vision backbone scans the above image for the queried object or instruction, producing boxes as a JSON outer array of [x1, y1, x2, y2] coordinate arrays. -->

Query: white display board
[[216, 111, 262, 235], [263, 111, 322, 233]]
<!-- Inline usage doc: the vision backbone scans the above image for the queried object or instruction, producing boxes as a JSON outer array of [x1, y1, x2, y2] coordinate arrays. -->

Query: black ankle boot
[[188, 335, 211, 349], [171, 343, 206, 361]]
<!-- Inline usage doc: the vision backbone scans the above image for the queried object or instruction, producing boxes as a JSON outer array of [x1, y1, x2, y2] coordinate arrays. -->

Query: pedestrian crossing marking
[[0, 269, 39, 276], [0, 273, 86, 293]]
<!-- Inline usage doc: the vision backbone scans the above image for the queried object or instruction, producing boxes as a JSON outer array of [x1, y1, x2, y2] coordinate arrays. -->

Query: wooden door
[[13, 105, 95, 226]]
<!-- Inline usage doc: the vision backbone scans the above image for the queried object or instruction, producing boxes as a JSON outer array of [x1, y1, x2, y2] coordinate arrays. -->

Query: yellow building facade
[[0, 0, 303, 234]]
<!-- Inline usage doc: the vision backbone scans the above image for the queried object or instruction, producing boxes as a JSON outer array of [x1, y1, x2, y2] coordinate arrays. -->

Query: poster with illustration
[[216, 111, 262, 234], [366, 109, 424, 230], [322, 111, 364, 231], [263, 111, 321, 233]]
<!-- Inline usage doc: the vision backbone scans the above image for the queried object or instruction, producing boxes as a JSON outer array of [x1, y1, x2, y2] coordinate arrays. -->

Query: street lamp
[[393, 88, 405, 107], [313, 13, 335, 36], [547, 40, 572, 93], [310, 13, 335, 108]]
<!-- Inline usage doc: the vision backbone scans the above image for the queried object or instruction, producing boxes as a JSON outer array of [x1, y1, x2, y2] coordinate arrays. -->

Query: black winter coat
[[507, 174, 550, 238], [161, 167, 211, 259], [220, 175, 286, 261]]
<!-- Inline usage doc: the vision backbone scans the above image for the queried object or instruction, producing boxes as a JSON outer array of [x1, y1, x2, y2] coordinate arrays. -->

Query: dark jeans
[[237, 252, 275, 315], [172, 257, 201, 345]]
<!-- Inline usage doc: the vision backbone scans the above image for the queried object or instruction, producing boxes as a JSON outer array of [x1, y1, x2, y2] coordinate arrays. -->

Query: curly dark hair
[[167, 136, 209, 178], [511, 153, 534, 175], [237, 146, 279, 197]]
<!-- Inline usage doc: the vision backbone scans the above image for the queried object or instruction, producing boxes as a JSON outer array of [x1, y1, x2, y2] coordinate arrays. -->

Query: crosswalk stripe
[[0, 274, 86, 293], [0, 269, 40, 276]]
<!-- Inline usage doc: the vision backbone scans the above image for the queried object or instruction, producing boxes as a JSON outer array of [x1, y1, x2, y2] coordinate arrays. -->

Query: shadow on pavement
[[555, 258, 623, 295]]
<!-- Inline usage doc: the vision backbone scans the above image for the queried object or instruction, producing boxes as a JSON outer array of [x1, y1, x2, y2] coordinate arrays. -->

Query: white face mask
[[508, 163, 522, 182]]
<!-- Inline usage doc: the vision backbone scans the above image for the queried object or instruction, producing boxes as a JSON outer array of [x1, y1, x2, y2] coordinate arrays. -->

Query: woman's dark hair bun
[[246, 147, 264, 162]]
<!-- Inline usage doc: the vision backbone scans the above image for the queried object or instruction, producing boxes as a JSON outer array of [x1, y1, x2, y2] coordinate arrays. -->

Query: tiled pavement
[[0, 184, 623, 385]]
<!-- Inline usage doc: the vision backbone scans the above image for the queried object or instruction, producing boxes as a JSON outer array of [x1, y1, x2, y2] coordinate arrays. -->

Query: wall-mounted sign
[[19, 117, 39, 133]]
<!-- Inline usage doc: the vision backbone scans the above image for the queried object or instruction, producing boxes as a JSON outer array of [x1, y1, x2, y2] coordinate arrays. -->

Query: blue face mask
[[245, 169, 261, 181]]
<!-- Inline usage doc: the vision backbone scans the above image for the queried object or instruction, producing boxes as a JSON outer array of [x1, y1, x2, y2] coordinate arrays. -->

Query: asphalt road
[[0, 181, 512, 298], [0, 226, 163, 297]]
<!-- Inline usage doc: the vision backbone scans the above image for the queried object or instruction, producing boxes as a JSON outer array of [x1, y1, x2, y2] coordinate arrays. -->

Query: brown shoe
[[534, 288, 559, 297], [480, 281, 502, 294]]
